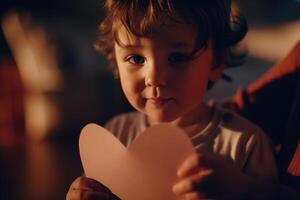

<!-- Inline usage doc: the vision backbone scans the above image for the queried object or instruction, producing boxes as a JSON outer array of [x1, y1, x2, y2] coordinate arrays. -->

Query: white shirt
[[105, 106, 278, 183]]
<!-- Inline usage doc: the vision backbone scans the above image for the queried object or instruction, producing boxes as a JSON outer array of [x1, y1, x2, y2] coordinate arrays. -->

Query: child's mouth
[[147, 97, 173, 106]]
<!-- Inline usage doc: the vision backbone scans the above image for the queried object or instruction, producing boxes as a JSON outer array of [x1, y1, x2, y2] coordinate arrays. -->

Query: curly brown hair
[[95, 0, 247, 77]]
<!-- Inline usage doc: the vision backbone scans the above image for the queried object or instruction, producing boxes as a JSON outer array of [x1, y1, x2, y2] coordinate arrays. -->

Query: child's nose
[[145, 64, 167, 87]]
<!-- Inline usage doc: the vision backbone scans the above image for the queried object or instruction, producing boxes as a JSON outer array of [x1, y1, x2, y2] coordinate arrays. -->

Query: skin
[[114, 24, 224, 133]]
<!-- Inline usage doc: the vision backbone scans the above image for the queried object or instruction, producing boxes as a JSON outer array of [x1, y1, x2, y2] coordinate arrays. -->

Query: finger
[[177, 153, 211, 178], [177, 153, 200, 178], [84, 177, 112, 193], [181, 192, 202, 200], [178, 152, 234, 178], [71, 177, 111, 193], [180, 192, 215, 200], [173, 169, 214, 195], [66, 189, 110, 200]]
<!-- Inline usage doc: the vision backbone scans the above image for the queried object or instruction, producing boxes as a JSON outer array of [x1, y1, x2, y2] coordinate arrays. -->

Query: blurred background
[[0, 0, 299, 199]]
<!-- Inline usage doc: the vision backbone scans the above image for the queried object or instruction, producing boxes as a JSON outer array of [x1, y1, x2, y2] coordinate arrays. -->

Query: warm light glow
[[244, 20, 300, 62], [2, 11, 63, 140], [24, 94, 60, 140], [2, 11, 63, 92]]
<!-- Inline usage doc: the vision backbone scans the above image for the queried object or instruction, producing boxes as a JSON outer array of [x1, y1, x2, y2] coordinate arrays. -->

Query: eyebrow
[[119, 42, 192, 49], [120, 44, 143, 49], [167, 42, 192, 48]]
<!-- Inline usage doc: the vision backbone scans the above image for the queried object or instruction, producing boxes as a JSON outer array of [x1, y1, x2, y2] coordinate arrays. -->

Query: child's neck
[[147, 103, 213, 138], [178, 104, 213, 138]]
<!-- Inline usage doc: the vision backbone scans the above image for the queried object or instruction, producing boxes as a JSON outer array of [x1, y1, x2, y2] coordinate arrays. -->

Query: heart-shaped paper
[[79, 123, 194, 200]]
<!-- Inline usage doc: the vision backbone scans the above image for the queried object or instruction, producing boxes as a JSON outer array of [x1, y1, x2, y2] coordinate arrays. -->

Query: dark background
[[0, 0, 300, 199]]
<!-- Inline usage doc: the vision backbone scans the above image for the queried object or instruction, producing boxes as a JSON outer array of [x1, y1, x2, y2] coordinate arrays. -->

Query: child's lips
[[147, 97, 173, 106]]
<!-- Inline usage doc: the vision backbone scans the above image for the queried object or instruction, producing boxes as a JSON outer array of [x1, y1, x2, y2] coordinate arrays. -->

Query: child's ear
[[209, 64, 225, 82]]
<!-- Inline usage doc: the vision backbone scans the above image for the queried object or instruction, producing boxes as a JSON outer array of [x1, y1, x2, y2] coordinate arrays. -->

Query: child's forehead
[[115, 23, 198, 47]]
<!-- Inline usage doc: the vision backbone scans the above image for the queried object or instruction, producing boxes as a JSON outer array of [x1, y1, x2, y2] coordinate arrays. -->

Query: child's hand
[[173, 153, 251, 200], [66, 176, 121, 200]]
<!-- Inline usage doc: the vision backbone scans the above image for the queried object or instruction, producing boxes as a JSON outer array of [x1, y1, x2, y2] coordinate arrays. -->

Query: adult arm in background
[[236, 40, 300, 104], [228, 40, 300, 145]]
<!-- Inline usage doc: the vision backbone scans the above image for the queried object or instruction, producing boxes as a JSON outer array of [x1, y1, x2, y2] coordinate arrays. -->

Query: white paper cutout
[[79, 123, 195, 200]]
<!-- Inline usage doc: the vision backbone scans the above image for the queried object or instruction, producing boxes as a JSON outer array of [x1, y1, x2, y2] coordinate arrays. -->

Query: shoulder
[[214, 105, 264, 136], [212, 106, 277, 175], [212, 105, 273, 153]]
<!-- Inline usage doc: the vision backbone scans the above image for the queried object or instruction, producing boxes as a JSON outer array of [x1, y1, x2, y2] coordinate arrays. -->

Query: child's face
[[114, 23, 223, 124]]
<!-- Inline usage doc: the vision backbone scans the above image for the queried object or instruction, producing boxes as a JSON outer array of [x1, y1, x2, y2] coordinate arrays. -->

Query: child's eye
[[168, 52, 191, 63], [125, 55, 146, 65]]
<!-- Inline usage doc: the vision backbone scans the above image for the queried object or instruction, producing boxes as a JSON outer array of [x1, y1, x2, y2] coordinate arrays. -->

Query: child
[[67, 0, 278, 199]]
